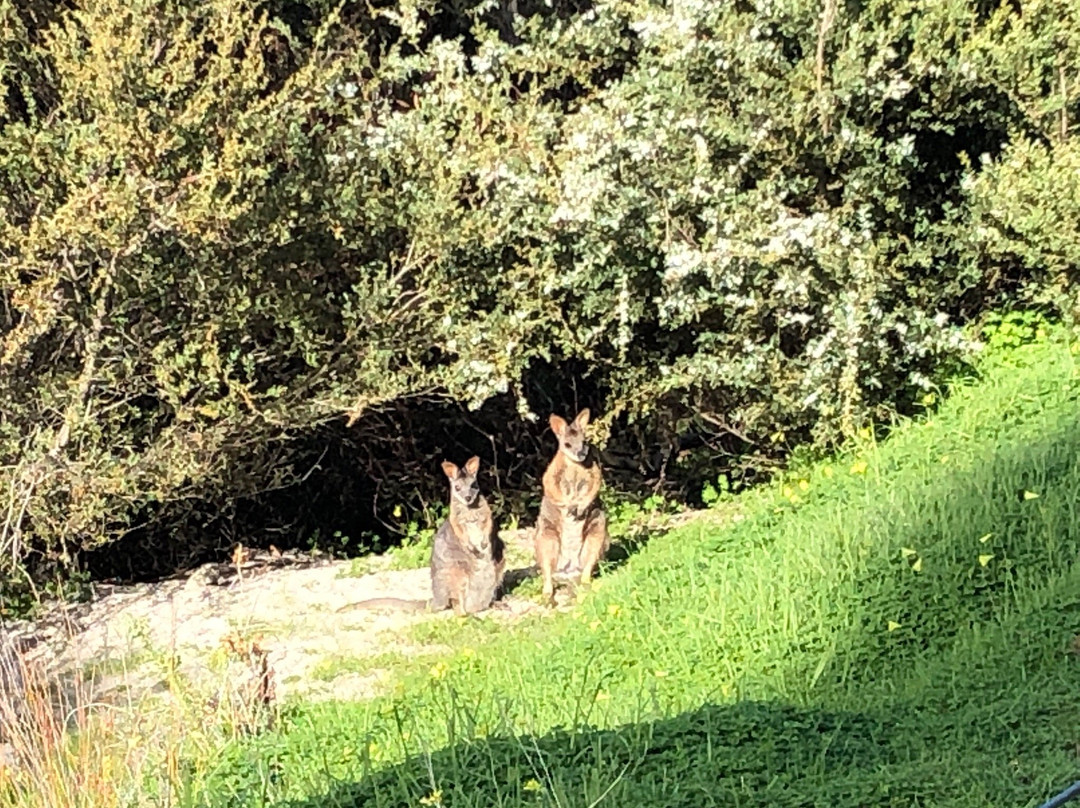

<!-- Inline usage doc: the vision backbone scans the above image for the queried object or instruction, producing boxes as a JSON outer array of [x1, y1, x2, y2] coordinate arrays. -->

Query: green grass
[[309, 651, 418, 684], [193, 332, 1080, 807]]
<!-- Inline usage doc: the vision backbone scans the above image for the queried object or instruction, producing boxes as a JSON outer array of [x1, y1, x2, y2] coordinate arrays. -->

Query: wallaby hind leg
[[578, 509, 610, 586], [493, 539, 507, 599], [534, 521, 560, 605], [464, 566, 497, 614], [431, 571, 451, 612], [449, 568, 470, 617]]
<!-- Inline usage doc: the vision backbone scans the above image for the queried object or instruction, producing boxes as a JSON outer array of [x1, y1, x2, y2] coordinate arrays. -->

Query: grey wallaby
[[337, 456, 505, 616]]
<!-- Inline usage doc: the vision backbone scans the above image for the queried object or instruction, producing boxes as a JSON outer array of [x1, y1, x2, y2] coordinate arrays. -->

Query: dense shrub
[[0, 0, 1076, 596]]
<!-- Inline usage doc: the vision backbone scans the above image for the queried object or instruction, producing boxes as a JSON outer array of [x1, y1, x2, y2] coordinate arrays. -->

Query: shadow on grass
[[271, 663, 1078, 808], [601, 529, 652, 572], [275, 701, 893, 808], [594, 502, 699, 578], [499, 564, 537, 597]]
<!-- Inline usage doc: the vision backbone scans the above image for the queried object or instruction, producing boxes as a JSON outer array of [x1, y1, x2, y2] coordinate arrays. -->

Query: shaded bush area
[[0, 0, 1077, 594]]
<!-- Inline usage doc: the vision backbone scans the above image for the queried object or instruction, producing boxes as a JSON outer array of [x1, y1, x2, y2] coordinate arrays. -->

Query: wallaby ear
[[549, 414, 568, 437], [441, 460, 459, 480], [464, 456, 480, 476], [574, 408, 591, 428]]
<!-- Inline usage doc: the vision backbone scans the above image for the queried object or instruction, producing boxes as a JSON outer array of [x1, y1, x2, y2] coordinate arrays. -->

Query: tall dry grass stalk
[[0, 633, 150, 808], [0, 621, 280, 808]]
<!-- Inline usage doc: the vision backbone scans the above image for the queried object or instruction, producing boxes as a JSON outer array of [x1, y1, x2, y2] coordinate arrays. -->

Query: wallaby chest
[[449, 499, 493, 548], [547, 454, 601, 511]]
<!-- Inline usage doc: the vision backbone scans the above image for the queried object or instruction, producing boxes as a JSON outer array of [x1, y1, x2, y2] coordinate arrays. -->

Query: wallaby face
[[441, 456, 481, 507], [550, 409, 591, 464]]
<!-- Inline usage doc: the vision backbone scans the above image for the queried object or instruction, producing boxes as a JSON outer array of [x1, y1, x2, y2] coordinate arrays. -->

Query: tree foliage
[[0, 0, 1076, 595]]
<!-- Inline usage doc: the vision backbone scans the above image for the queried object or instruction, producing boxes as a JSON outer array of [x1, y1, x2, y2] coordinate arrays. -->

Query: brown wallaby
[[534, 408, 610, 603], [337, 456, 505, 616]]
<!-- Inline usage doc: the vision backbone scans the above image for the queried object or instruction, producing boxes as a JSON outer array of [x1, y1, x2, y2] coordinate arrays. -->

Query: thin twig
[[816, 0, 839, 136], [1060, 64, 1069, 142]]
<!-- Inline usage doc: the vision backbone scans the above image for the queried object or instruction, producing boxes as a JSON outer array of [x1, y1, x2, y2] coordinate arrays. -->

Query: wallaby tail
[[335, 597, 429, 614]]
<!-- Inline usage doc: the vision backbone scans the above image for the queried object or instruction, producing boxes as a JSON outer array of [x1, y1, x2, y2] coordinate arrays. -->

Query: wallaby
[[337, 456, 505, 616], [534, 408, 610, 603]]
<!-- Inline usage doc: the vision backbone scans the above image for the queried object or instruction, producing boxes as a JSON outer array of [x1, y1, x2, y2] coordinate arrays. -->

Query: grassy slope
[[201, 333, 1080, 808]]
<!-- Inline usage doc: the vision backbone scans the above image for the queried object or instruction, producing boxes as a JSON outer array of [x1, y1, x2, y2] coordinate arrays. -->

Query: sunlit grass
[[189, 330, 1080, 807]]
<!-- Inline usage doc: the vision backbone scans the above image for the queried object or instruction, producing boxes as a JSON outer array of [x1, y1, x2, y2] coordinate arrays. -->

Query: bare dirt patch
[[1, 529, 558, 708]]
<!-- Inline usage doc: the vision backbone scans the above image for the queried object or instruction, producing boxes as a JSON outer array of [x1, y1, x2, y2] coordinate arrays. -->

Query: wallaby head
[[441, 456, 482, 507], [549, 408, 591, 464]]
